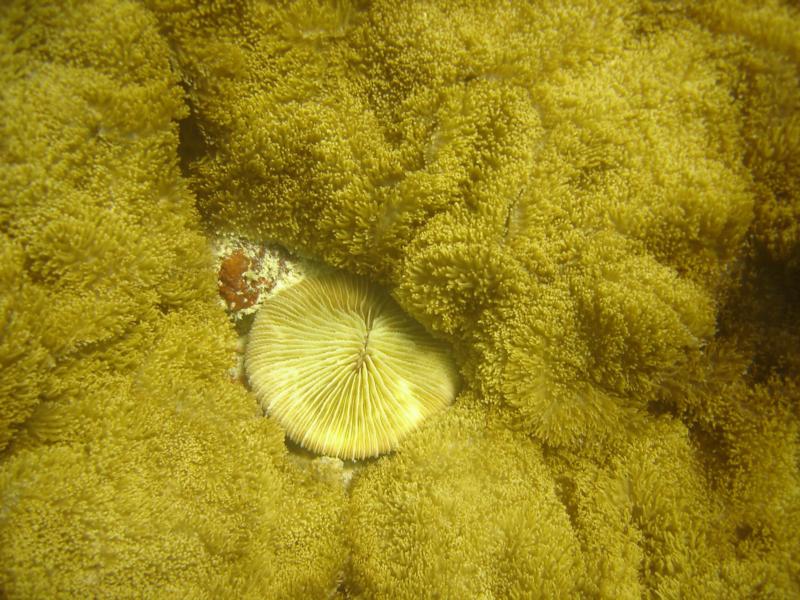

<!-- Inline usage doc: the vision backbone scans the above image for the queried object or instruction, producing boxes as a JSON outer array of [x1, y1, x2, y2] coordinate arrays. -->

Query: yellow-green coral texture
[[1, 0, 798, 598]]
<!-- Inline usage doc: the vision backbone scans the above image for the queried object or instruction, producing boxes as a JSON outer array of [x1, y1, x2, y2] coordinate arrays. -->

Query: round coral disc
[[245, 272, 459, 460]]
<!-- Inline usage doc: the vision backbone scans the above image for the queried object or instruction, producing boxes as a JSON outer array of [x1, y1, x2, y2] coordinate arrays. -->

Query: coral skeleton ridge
[[246, 272, 458, 460]]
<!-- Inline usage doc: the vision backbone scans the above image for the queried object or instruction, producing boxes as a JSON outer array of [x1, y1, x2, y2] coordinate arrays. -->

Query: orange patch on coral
[[218, 250, 259, 310]]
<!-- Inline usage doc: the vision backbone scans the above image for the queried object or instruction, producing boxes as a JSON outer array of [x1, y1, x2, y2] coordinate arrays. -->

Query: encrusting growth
[[245, 272, 459, 460]]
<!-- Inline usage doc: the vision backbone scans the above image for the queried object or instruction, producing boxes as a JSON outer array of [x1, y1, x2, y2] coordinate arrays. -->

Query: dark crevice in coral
[[717, 245, 800, 384], [646, 399, 676, 418], [553, 475, 581, 534], [735, 523, 753, 542], [282, 436, 324, 460], [688, 422, 733, 492], [733, 521, 774, 562], [177, 106, 207, 180], [281, 431, 382, 470], [232, 311, 257, 337]]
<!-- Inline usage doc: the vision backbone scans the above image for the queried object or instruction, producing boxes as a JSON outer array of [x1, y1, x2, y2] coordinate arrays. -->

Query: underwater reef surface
[[0, 0, 798, 598]]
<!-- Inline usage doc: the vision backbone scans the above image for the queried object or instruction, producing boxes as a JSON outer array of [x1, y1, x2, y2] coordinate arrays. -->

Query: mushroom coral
[[1, 0, 799, 597], [246, 272, 458, 460]]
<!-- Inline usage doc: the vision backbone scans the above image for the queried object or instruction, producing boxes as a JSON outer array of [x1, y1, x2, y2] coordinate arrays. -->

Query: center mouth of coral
[[353, 330, 371, 372]]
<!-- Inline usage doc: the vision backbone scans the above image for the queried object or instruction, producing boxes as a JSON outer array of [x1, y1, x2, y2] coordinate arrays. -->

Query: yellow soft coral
[[2, 0, 800, 597], [0, 240, 50, 449], [0, 1, 346, 597], [348, 406, 586, 599], [142, 0, 800, 595], [0, 310, 346, 597]]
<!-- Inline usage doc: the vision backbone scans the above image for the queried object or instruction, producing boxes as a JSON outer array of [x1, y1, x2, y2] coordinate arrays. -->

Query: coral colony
[[1, 1, 798, 598]]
